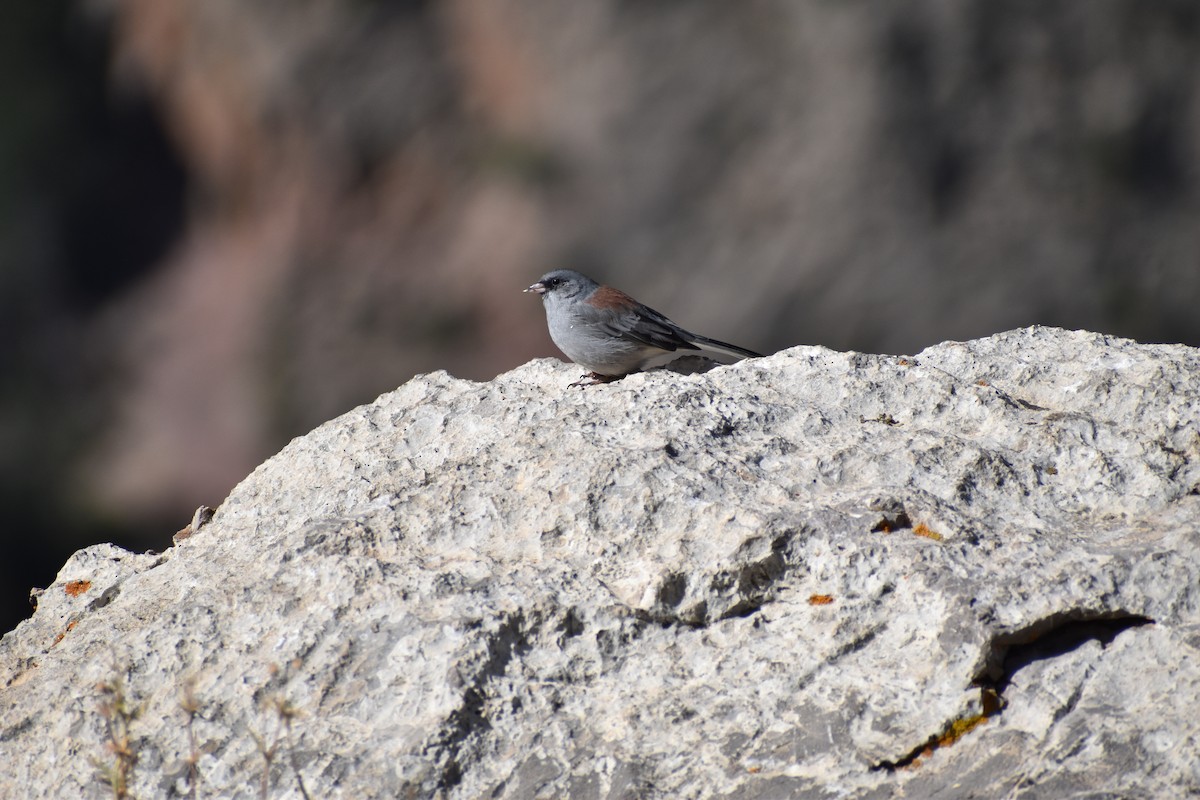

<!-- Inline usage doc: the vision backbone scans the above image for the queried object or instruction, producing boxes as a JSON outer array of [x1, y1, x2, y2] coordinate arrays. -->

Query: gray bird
[[525, 269, 760, 386]]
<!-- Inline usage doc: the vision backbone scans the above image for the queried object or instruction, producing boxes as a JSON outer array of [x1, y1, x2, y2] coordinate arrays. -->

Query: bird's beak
[[524, 281, 547, 295]]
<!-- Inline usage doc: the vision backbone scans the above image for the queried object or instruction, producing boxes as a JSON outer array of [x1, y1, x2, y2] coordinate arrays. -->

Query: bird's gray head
[[524, 269, 599, 302]]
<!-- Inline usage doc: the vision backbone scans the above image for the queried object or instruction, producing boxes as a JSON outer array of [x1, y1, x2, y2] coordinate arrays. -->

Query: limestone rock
[[2, 327, 1198, 798]]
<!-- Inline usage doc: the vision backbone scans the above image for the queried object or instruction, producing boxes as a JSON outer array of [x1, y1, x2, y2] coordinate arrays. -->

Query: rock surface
[[3, 326, 1199, 799]]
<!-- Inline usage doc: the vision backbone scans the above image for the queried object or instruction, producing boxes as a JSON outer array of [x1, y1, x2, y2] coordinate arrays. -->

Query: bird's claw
[[569, 372, 617, 388]]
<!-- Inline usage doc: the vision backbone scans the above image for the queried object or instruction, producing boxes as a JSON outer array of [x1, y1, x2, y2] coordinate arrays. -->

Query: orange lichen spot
[[976, 379, 990, 386], [899, 746, 935, 770], [808, 594, 835, 606], [895, 713, 990, 770], [871, 510, 911, 534], [935, 712, 989, 748], [897, 358, 912, 366], [880, 687, 1003, 771], [746, 765, 762, 774], [912, 524, 944, 542], [51, 620, 78, 647], [64, 580, 92, 597]]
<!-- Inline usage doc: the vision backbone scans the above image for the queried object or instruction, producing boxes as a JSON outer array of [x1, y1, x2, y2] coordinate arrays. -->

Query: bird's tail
[[689, 334, 761, 363]]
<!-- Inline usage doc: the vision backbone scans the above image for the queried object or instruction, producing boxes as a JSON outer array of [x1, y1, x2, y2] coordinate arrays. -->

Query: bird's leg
[[569, 372, 619, 388]]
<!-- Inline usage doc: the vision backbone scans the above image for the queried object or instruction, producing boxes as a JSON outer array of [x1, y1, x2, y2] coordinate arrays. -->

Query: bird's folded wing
[[596, 305, 701, 353]]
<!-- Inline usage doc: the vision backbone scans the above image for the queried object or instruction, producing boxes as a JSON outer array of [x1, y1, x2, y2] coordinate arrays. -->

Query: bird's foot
[[569, 372, 619, 388]]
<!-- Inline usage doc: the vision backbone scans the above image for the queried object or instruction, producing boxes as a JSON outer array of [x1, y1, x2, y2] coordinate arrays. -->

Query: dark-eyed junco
[[525, 269, 761, 386]]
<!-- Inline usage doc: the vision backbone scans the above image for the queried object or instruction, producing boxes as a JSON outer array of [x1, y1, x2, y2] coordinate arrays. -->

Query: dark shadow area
[[0, 3, 188, 636], [992, 613, 1155, 695]]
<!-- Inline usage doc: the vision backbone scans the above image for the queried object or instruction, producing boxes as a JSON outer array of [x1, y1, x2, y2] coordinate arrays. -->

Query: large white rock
[[2, 327, 1198, 798]]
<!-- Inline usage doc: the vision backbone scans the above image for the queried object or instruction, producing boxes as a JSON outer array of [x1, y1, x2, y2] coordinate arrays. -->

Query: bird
[[525, 269, 761, 386]]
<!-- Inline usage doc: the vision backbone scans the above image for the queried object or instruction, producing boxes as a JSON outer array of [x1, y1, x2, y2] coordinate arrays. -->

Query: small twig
[[278, 698, 312, 800], [93, 665, 140, 799], [180, 677, 202, 800], [250, 724, 276, 800], [252, 660, 310, 800]]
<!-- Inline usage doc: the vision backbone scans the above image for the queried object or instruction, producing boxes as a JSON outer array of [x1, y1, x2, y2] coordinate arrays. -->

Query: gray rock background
[[2, 327, 1198, 798]]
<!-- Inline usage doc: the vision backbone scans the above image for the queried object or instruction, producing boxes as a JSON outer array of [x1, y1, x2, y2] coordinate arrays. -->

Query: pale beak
[[524, 281, 547, 295]]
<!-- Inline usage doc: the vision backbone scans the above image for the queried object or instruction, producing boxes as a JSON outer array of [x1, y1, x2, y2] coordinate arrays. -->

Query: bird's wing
[[594, 304, 701, 353], [580, 286, 759, 360]]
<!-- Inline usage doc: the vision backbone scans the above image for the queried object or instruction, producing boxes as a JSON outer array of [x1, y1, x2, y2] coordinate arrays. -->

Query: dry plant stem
[[94, 672, 139, 800], [264, 659, 311, 800], [253, 661, 310, 800], [180, 680, 201, 800], [282, 711, 312, 800], [252, 726, 275, 800]]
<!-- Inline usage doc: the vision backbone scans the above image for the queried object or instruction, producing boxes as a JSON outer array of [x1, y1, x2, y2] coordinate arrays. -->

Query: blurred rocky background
[[2, 0, 1199, 634]]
